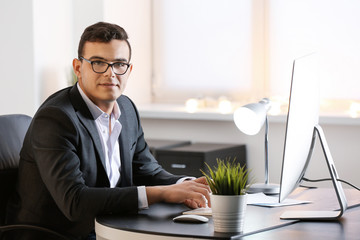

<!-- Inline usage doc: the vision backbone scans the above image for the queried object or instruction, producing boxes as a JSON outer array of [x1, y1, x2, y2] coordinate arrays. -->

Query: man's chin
[[102, 91, 122, 101]]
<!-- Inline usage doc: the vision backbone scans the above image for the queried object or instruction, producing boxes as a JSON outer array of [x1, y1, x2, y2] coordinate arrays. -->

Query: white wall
[[0, 0, 36, 116], [72, 0, 104, 57], [33, 0, 74, 104]]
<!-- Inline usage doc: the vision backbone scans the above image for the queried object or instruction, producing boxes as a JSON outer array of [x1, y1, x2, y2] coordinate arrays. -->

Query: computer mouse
[[173, 214, 209, 223]]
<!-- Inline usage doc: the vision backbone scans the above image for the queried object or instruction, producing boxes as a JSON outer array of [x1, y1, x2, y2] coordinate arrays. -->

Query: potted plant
[[201, 158, 252, 233]]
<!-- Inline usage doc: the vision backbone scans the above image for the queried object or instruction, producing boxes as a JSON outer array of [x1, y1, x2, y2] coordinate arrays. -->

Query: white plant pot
[[210, 194, 247, 233]]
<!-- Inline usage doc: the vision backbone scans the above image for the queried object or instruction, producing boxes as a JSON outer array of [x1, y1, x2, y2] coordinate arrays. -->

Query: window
[[266, 0, 360, 115], [151, 0, 360, 116], [152, 0, 265, 104]]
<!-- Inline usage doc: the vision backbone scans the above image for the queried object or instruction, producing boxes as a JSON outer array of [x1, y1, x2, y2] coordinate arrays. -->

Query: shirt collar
[[77, 83, 121, 120]]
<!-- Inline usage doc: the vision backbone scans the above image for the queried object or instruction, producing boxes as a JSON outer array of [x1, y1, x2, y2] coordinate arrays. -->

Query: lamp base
[[247, 183, 280, 195]]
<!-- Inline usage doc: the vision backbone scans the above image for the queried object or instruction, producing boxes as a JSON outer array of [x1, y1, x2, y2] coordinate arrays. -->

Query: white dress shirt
[[77, 84, 148, 208]]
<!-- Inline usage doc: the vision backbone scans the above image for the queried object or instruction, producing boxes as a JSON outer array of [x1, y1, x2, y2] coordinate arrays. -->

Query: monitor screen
[[279, 53, 319, 202]]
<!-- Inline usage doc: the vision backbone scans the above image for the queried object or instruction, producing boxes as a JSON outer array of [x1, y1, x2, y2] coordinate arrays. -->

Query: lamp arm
[[264, 116, 269, 184]]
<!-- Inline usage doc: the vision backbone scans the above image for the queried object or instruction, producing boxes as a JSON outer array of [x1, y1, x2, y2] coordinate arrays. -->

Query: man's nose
[[104, 65, 116, 77]]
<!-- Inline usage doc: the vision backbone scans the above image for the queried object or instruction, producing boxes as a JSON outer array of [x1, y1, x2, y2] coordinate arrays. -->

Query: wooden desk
[[95, 188, 360, 240]]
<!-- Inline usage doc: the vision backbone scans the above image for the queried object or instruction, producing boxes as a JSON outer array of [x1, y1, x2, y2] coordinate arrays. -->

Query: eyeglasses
[[80, 57, 130, 75]]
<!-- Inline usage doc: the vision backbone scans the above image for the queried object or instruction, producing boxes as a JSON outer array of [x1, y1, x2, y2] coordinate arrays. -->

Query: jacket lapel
[[69, 86, 108, 174], [117, 98, 132, 187]]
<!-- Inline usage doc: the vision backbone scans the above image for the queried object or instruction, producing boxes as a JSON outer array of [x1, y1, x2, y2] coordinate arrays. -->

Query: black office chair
[[0, 114, 69, 240]]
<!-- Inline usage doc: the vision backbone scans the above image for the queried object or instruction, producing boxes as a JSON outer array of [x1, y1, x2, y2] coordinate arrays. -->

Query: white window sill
[[138, 104, 360, 126], [138, 104, 235, 121]]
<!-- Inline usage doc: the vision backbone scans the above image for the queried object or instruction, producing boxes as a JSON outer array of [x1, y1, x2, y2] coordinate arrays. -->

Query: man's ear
[[72, 58, 82, 80], [128, 64, 133, 75]]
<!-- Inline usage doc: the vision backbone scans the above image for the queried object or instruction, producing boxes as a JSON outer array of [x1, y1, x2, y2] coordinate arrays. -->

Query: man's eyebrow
[[88, 56, 107, 61], [89, 56, 128, 62]]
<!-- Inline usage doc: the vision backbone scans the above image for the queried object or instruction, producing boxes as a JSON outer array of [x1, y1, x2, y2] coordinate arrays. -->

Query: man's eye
[[93, 61, 107, 66], [114, 62, 127, 68]]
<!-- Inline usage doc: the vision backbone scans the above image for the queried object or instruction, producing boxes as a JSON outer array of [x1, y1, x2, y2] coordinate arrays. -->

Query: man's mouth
[[99, 82, 118, 87]]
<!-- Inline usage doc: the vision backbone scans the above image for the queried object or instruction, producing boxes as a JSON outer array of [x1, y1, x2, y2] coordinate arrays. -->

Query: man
[[8, 22, 210, 239]]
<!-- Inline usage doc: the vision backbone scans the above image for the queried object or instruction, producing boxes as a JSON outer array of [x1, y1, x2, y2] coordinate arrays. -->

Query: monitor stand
[[280, 124, 348, 220]]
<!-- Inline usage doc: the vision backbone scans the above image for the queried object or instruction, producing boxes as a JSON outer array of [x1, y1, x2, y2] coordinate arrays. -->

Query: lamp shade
[[233, 98, 271, 135]]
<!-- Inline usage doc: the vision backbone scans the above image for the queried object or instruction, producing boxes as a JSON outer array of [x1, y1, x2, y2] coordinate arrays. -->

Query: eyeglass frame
[[79, 56, 131, 75]]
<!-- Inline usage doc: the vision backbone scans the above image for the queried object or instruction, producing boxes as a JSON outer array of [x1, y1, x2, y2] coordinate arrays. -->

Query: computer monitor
[[278, 53, 348, 220]]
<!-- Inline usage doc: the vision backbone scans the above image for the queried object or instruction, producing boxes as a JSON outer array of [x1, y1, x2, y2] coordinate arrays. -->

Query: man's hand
[[193, 176, 209, 186], [183, 176, 211, 208], [146, 177, 211, 208]]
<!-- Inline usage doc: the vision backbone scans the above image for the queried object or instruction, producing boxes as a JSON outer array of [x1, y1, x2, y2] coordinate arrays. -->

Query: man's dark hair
[[78, 22, 132, 62]]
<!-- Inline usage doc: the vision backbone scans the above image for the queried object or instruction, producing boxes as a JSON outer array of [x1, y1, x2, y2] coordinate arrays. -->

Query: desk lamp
[[233, 98, 280, 195]]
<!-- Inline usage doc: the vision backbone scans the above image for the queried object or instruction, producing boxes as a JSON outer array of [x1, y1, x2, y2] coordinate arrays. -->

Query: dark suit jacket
[[8, 85, 183, 239]]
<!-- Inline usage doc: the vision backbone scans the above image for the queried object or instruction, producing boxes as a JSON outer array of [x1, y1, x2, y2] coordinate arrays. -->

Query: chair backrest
[[0, 114, 32, 224]]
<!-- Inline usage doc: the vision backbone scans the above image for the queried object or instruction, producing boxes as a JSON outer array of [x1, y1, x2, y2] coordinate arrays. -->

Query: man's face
[[73, 40, 132, 111]]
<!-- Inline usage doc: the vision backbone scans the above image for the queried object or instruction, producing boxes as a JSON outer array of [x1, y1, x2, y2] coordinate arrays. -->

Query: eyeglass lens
[[92, 61, 128, 75]]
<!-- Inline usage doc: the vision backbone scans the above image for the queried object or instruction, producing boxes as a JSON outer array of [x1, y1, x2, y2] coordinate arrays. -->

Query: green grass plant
[[201, 158, 252, 195]]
